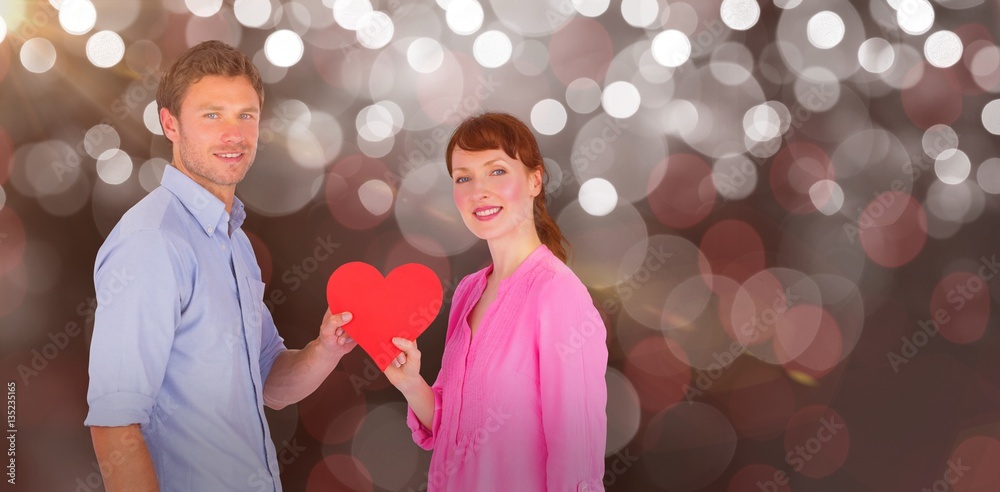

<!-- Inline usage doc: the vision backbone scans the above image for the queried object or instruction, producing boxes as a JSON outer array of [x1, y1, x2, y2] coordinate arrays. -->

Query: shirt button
[[207, 226, 214, 234]]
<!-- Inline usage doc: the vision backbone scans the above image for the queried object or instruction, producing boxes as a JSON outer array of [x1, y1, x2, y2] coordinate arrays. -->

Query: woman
[[384, 112, 608, 491]]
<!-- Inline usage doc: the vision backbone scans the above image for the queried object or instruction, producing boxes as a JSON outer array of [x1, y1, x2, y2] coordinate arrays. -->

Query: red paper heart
[[326, 262, 443, 371]]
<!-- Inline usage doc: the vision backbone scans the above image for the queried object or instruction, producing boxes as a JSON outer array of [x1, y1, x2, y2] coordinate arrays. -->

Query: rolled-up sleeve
[[85, 230, 184, 427], [406, 383, 444, 450], [537, 277, 609, 491], [257, 298, 286, 383]]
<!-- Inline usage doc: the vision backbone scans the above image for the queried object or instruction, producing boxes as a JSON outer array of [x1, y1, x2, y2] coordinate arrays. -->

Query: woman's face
[[451, 148, 542, 242]]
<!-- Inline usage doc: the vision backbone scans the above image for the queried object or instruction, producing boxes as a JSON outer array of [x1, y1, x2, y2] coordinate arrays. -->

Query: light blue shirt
[[85, 164, 286, 492]]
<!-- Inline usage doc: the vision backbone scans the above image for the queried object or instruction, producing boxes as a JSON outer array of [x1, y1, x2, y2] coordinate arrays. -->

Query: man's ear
[[160, 107, 179, 143]]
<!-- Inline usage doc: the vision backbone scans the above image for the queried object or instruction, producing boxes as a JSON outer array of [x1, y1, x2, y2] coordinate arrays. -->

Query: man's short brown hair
[[156, 40, 264, 118]]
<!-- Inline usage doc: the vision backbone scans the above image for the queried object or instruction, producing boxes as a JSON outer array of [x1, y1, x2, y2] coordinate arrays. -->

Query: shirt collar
[[160, 164, 246, 236]]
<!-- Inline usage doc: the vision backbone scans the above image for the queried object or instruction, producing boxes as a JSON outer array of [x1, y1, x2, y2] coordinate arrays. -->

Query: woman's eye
[[491, 169, 506, 176], [456, 176, 470, 183]]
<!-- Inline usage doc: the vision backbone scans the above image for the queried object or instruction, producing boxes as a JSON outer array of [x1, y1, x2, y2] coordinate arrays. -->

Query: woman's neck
[[486, 229, 542, 281]]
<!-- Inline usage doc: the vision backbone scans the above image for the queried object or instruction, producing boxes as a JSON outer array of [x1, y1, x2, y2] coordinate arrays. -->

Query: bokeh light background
[[2, 0, 1000, 490]]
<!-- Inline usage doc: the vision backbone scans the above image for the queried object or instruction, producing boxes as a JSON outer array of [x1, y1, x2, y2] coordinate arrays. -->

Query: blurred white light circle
[[712, 154, 757, 200], [935, 149, 971, 185], [982, 100, 1000, 134], [574, 0, 610, 17], [264, 30, 304, 67], [446, 0, 484, 35], [0, 17, 6, 44], [807, 11, 845, 49], [235, 0, 272, 28], [86, 31, 125, 68], [138, 158, 168, 193], [896, 0, 934, 36], [185, 0, 223, 17], [858, 38, 895, 74], [358, 179, 394, 216], [971, 45, 999, 77], [407, 38, 444, 73], [143, 101, 163, 136], [356, 104, 395, 141], [743, 104, 781, 142], [809, 179, 844, 215], [530, 99, 567, 136], [922, 124, 958, 159], [579, 178, 618, 216], [566, 78, 602, 114], [473, 30, 512, 68], [0, 186, 6, 212], [333, 0, 373, 30], [357, 11, 393, 49], [59, 0, 96, 35], [720, 0, 760, 31], [21, 38, 57, 74], [774, 0, 802, 8], [977, 158, 1000, 194], [924, 31, 963, 68], [374, 100, 404, 136], [601, 81, 641, 119], [651, 30, 691, 68], [96, 149, 133, 185], [621, 0, 659, 28], [84, 124, 121, 159]]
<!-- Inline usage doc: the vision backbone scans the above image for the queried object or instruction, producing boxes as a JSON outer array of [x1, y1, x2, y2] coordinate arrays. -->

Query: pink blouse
[[407, 244, 608, 491]]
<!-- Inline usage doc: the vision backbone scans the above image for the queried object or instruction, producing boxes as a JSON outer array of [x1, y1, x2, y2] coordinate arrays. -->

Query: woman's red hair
[[445, 112, 569, 263]]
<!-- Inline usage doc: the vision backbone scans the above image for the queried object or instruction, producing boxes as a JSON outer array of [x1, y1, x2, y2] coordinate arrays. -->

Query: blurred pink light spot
[[902, 63, 963, 129], [699, 219, 765, 285], [858, 192, 927, 268], [325, 155, 394, 231], [783, 405, 850, 478], [548, 17, 613, 86], [418, 51, 481, 125], [0, 207, 26, 275], [648, 154, 716, 229], [298, 371, 367, 445], [725, 367, 796, 440], [307, 454, 373, 492], [727, 464, 792, 492], [0, 127, 11, 184], [770, 143, 833, 214], [774, 304, 843, 379], [729, 270, 785, 347], [0, 263, 26, 316], [929, 271, 991, 344], [955, 23, 995, 95], [950, 436, 1000, 492], [624, 336, 691, 412]]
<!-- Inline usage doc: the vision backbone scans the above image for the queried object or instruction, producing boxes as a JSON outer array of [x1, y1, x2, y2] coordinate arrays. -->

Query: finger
[[392, 337, 417, 352], [327, 312, 353, 327], [392, 359, 401, 368], [395, 353, 406, 365]]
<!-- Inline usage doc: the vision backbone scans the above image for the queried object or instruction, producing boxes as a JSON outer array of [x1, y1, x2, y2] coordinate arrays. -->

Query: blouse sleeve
[[405, 271, 475, 449], [537, 275, 608, 491], [406, 383, 445, 450]]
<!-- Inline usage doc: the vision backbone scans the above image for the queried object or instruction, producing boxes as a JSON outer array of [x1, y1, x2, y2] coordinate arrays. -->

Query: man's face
[[161, 75, 260, 191]]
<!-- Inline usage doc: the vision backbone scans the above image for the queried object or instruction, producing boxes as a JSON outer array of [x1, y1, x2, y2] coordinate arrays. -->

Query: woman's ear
[[530, 168, 543, 197]]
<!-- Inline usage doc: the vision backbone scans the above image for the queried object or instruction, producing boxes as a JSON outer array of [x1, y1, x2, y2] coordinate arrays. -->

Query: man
[[85, 40, 355, 492]]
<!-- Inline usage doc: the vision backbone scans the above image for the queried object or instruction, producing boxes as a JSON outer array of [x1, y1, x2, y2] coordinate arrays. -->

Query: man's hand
[[315, 310, 358, 357], [263, 310, 358, 409]]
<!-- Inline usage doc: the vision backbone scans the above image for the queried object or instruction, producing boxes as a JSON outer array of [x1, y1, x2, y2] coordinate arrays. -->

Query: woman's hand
[[383, 337, 424, 394]]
